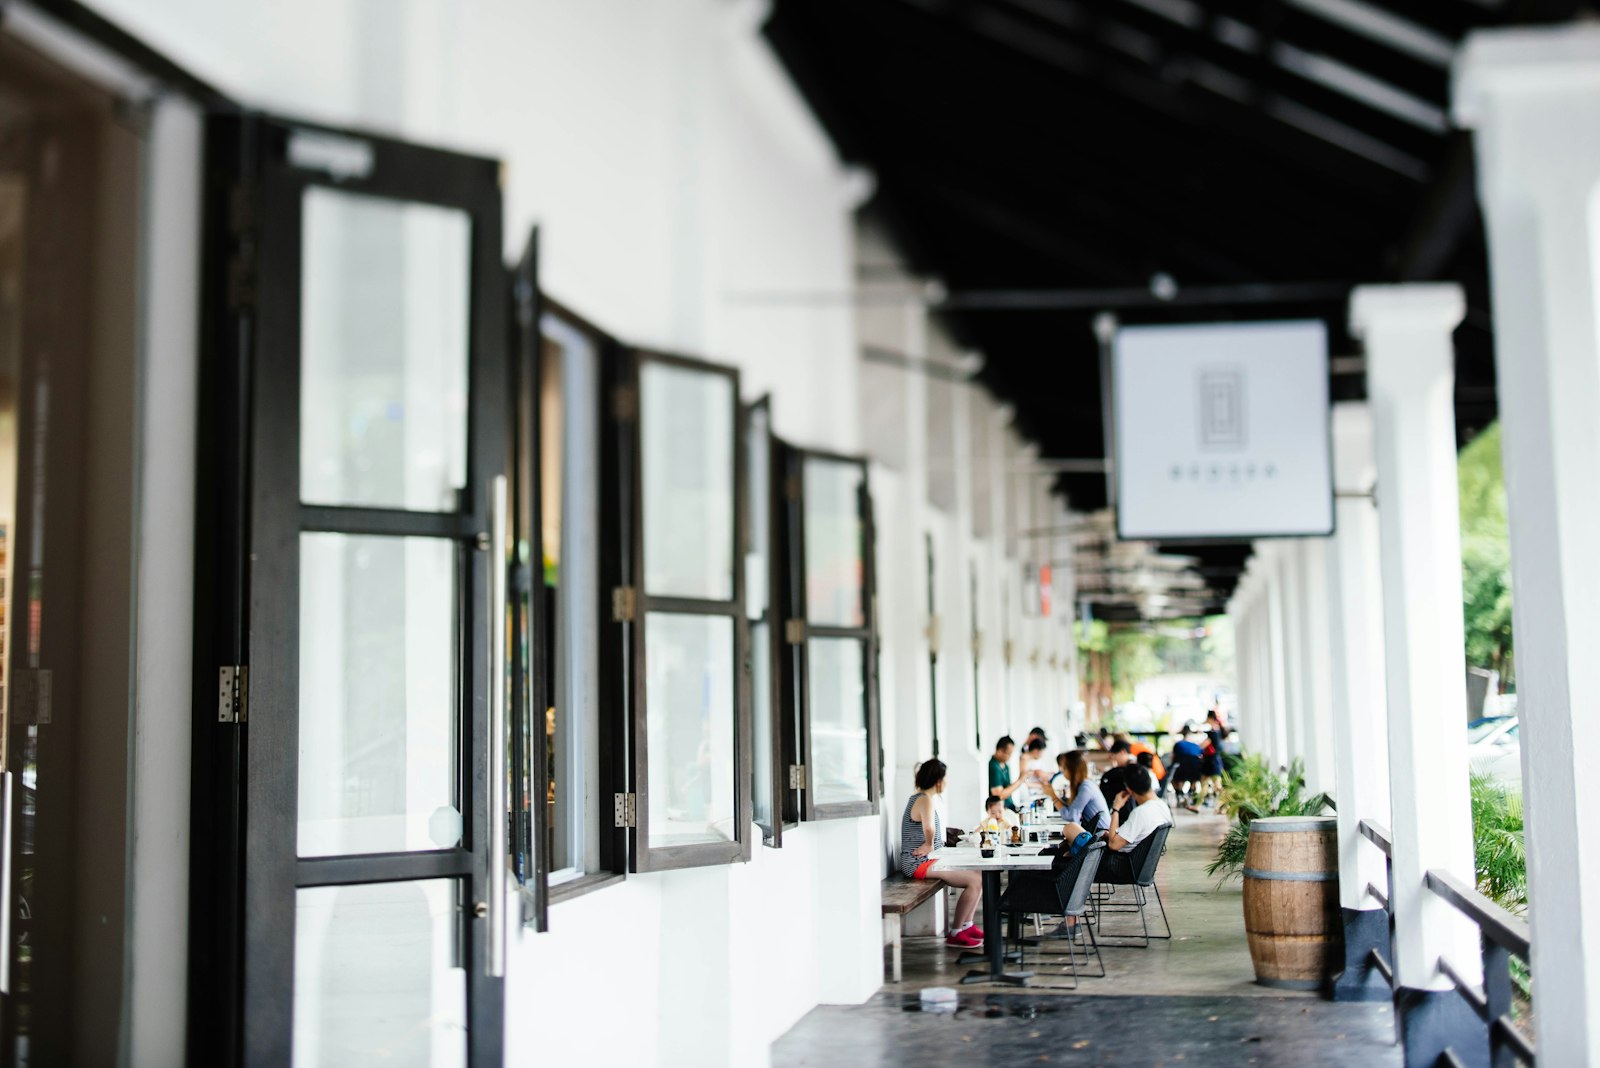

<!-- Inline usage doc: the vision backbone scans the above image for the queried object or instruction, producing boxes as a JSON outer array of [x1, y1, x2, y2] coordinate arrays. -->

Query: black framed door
[[193, 114, 508, 1068]]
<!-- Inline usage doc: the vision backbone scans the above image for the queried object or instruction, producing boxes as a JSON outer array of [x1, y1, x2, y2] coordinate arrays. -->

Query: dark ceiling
[[764, 0, 1588, 617]]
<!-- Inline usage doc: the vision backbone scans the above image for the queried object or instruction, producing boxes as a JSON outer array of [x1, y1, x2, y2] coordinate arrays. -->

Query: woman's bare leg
[[936, 870, 983, 928]]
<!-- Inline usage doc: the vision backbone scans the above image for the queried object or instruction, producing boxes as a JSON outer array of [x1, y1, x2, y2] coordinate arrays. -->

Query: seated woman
[[899, 758, 985, 948], [1046, 749, 1109, 832]]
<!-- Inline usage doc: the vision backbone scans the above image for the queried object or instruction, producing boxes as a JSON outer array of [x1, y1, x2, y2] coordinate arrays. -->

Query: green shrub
[[1470, 774, 1526, 914], [1206, 755, 1334, 880]]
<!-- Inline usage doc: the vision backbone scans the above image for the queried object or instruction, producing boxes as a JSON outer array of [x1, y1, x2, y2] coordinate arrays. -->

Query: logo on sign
[[1198, 366, 1246, 451]]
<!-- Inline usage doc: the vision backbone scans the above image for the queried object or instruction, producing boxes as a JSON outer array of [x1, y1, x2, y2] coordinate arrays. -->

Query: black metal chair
[[998, 841, 1107, 988], [1090, 823, 1173, 948]]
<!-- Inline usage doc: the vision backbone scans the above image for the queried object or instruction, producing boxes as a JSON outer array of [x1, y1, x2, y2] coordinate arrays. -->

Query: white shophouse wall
[[90, 1, 1077, 1062]]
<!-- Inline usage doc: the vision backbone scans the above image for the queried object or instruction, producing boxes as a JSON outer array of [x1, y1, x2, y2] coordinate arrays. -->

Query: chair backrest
[[1060, 841, 1106, 916], [1130, 822, 1173, 886]]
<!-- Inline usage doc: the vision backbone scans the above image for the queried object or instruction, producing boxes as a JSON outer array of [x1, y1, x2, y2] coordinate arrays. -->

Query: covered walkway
[[778, 810, 1398, 1065]]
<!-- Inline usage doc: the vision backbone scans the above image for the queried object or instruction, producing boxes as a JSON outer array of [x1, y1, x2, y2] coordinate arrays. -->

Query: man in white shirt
[[1104, 765, 1172, 854]]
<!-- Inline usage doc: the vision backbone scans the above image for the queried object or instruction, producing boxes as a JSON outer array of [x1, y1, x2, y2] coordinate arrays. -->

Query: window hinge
[[218, 665, 249, 724], [1029, 648, 1041, 667], [613, 792, 637, 828], [612, 384, 638, 423], [784, 618, 806, 645], [788, 764, 807, 790], [925, 614, 941, 649], [1048, 653, 1060, 671], [1003, 639, 1015, 666], [971, 631, 983, 659], [611, 585, 637, 623], [785, 472, 803, 500]]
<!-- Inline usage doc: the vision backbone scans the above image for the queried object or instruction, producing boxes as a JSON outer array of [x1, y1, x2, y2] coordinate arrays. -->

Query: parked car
[[1467, 715, 1521, 788]]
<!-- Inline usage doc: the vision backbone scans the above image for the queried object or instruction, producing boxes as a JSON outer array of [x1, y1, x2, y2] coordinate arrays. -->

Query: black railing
[[1424, 869, 1534, 1068], [1357, 816, 1536, 1068]]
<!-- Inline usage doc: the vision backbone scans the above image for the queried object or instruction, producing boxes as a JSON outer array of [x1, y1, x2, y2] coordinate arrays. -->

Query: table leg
[[960, 869, 1031, 986]]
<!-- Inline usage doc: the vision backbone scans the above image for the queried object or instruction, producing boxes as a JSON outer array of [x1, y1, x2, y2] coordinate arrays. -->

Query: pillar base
[[1396, 985, 1488, 1068], [1329, 908, 1391, 1002]]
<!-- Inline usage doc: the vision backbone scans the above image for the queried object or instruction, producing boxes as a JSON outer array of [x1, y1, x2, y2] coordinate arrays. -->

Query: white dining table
[[931, 846, 1055, 986]]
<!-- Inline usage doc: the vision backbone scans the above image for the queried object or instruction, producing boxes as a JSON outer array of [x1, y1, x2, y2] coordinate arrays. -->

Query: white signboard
[[1113, 320, 1332, 540]]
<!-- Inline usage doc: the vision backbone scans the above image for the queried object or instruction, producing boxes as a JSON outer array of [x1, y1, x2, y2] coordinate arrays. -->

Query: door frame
[[191, 111, 508, 1067]]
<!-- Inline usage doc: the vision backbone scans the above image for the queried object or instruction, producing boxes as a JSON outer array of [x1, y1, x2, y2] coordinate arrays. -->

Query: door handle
[[487, 475, 509, 979]]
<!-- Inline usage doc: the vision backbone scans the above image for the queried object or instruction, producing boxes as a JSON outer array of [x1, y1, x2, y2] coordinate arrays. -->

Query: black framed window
[[508, 257, 629, 924], [746, 399, 798, 845], [925, 532, 940, 759], [617, 350, 752, 870], [785, 449, 881, 821]]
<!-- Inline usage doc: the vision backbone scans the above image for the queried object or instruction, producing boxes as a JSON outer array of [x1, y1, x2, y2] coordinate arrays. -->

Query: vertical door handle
[[487, 475, 509, 978]]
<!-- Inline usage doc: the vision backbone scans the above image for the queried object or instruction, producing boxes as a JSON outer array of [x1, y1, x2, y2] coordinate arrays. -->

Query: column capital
[[1455, 25, 1600, 128], [1348, 283, 1465, 339]]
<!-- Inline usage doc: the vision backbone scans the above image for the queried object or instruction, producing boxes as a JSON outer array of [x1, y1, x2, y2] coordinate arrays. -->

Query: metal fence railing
[[1356, 817, 1535, 1068]]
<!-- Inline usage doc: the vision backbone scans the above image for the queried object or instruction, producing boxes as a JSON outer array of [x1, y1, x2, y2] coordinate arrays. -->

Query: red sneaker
[[967, 925, 984, 940], [945, 928, 982, 948]]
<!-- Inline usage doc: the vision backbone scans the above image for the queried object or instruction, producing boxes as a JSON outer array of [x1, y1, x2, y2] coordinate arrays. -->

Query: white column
[[1457, 29, 1600, 1064], [1262, 546, 1292, 772], [1294, 539, 1336, 797], [1325, 403, 1391, 915], [1277, 543, 1309, 773], [1351, 284, 1477, 994]]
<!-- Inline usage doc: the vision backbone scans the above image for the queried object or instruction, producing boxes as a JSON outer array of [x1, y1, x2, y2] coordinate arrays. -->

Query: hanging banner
[[1113, 320, 1333, 540]]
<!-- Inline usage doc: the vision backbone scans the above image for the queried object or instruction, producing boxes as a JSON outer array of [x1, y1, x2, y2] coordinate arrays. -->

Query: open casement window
[[745, 398, 795, 845], [194, 114, 508, 1067], [784, 449, 881, 821], [514, 282, 629, 917], [613, 349, 752, 871]]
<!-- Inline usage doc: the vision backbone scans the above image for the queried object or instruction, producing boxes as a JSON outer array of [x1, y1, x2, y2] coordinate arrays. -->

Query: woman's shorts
[[913, 858, 936, 879]]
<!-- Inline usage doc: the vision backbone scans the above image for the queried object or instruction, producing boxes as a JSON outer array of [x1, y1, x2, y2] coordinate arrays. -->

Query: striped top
[[898, 792, 943, 877]]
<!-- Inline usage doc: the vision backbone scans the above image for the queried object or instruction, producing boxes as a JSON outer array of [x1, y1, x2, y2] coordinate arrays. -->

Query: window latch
[[788, 764, 806, 790]]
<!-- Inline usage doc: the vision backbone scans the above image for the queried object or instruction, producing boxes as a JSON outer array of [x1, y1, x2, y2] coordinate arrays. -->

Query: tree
[[1458, 423, 1514, 688]]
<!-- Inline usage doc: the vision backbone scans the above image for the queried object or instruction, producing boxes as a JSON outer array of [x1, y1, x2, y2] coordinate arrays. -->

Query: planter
[[1242, 815, 1342, 989]]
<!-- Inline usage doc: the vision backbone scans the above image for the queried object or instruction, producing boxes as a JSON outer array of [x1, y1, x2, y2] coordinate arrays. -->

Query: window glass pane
[[301, 186, 470, 511], [645, 612, 735, 846], [750, 620, 774, 837], [299, 533, 459, 857], [294, 879, 466, 1068], [641, 361, 733, 600], [804, 458, 865, 627], [540, 312, 601, 881], [746, 407, 774, 837], [808, 637, 869, 805]]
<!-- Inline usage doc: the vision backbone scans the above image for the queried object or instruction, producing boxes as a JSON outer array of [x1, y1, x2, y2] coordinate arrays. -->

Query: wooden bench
[[881, 877, 943, 982]]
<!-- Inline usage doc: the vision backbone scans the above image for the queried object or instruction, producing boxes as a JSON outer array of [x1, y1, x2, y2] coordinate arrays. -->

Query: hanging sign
[[1112, 320, 1332, 540]]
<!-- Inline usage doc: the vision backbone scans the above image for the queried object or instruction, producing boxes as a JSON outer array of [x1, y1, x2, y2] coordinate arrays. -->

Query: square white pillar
[[1457, 27, 1600, 1065], [1325, 403, 1390, 913], [1350, 284, 1477, 996]]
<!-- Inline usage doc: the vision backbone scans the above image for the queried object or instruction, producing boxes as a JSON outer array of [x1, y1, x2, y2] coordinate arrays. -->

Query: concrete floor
[[771, 807, 1401, 1067]]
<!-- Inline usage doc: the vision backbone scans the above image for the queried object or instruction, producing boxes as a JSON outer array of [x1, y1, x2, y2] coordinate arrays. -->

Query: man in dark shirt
[[988, 736, 1025, 811], [1099, 741, 1137, 823]]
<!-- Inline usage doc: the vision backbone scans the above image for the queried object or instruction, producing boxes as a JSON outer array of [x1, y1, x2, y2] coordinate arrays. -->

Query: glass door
[[193, 114, 508, 1068]]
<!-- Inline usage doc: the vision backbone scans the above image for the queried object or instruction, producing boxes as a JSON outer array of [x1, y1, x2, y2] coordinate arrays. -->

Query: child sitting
[[976, 794, 1019, 838]]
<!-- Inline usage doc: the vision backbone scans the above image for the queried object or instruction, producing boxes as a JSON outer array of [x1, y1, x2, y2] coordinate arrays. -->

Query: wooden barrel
[[1242, 815, 1342, 989]]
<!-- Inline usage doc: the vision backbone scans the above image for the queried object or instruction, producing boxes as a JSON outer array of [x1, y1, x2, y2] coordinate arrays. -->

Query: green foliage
[[1205, 755, 1335, 880], [1459, 423, 1514, 687], [1470, 774, 1527, 914], [1075, 616, 1234, 705]]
